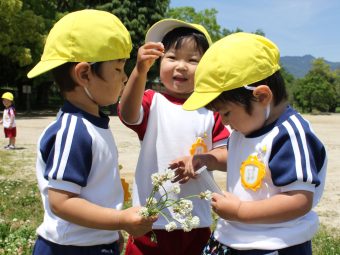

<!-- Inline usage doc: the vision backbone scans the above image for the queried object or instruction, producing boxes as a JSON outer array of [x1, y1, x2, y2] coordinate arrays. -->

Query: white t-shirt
[[119, 90, 229, 229], [36, 101, 123, 246], [2, 106, 16, 128], [214, 106, 327, 250]]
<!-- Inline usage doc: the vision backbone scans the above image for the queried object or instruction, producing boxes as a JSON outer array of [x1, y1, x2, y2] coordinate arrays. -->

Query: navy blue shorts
[[202, 234, 312, 255], [32, 235, 120, 255]]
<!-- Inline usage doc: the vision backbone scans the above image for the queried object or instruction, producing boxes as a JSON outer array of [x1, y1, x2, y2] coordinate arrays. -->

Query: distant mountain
[[280, 55, 340, 78]]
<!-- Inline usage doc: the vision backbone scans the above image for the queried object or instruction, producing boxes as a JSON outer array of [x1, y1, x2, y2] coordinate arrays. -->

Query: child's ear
[[72, 62, 92, 87], [253, 85, 272, 106]]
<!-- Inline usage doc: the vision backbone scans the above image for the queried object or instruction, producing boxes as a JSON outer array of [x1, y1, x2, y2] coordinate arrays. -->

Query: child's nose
[[176, 60, 188, 70]]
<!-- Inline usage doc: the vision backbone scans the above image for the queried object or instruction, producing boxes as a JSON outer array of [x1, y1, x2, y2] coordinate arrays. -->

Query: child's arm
[[9, 113, 14, 128], [48, 188, 158, 237], [211, 190, 313, 223], [119, 42, 164, 124], [171, 146, 227, 183]]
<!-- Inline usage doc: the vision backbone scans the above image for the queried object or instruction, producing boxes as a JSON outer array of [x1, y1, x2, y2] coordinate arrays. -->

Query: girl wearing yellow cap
[[118, 19, 229, 255], [1, 92, 16, 149]]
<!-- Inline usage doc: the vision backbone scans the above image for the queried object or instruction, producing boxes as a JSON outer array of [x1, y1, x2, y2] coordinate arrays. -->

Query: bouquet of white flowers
[[139, 168, 212, 242]]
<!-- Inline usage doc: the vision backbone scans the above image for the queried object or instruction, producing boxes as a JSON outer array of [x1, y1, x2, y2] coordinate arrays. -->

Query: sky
[[170, 0, 340, 62]]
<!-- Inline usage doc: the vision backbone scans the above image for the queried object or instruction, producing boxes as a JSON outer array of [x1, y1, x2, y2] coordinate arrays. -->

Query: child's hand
[[170, 155, 204, 184], [211, 191, 242, 221], [136, 42, 164, 74], [119, 206, 158, 238], [169, 156, 194, 184]]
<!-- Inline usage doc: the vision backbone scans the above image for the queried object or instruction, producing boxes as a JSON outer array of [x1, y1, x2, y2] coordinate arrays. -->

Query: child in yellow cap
[[1, 92, 16, 149], [118, 19, 229, 255], [27, 10, 157, 255], [183, 33, 327, 255]]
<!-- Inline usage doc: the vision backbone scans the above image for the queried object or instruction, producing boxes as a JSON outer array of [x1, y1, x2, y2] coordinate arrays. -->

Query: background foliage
[[0, 0, 339, 113]]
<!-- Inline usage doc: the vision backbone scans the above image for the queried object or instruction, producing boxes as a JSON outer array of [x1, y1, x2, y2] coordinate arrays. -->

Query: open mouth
[[173, 76, 188, 82]]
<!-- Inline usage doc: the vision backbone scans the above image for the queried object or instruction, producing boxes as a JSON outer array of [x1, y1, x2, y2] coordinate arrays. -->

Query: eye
[[164, 52, 176, 60], [115, 68, 122, 73], [166, 55, 176, 60], [189, 58, 199, 64], [223, 111, 230, 117]]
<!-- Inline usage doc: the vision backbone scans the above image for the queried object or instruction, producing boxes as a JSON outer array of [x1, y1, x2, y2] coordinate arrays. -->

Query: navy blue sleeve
[[269, 115, 326, 187], [40, 114, 93, 187]]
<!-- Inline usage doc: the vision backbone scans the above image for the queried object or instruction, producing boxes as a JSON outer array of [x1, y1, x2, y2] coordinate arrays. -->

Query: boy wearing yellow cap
[[183, 33, 327, 255], [118, 19, 229, 255], [27, 10, 157, 255], [1, 92, 16, 149]]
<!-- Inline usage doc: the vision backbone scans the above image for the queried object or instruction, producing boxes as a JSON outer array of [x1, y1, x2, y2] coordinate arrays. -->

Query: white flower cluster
[[139, 169, 213, 242], [151, 169, 175, 190], [181, 215, 200, 232], [199, 190, 212, 200]]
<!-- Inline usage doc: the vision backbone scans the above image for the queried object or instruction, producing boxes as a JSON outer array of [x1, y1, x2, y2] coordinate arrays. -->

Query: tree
[[98, 0, 169, 76], [1, 0, 154, 109], [332, 69, 340, 112], [166, 7, 221, 41], [293, 59, 337, 113], [166, 7, 265, 42], [279, 67, 295, 105], [0, 0, 49, 109]]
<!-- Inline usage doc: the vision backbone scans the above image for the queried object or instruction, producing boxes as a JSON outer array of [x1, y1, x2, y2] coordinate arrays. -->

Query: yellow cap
[[145, 18, 212, 46], [183, 32, 280, 110], [28, 10, 132, 78], [2, 92, 14, 101]]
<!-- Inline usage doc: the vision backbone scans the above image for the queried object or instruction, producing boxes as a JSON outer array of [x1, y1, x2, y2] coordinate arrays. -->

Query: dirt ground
[[4, 113, 340, 231]]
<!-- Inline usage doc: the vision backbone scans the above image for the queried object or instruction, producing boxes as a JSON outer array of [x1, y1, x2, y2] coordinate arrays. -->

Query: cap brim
[[27, 59, 68, 78], [183, 91, 221, 111], [146, 19, 198, 43]]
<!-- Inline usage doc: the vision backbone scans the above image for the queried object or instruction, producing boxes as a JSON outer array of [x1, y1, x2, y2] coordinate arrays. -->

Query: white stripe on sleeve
[[56, 115, 77, 180], [291, 115, 313, 183], [282, 121, 303, 181], [48, 113, 69, 179]]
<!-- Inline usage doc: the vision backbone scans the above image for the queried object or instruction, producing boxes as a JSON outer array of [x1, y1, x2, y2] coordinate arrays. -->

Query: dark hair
[[52, 62, 104, 94], [206, 71, 287, 114], [161, 27, 209, 55]]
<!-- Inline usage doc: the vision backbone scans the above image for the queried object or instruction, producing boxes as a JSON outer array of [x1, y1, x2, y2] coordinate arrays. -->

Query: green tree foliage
[[1, 0, 170, 109], [333, 69, 340, 110], [293, 59, 337, 113], [166, 7, 265, 42], [98, 0, 169, 75], [166, 7, 221, 41], [0, 1, 45, 82], [0, 0, 64, 109], [279, 67, 295, 104]]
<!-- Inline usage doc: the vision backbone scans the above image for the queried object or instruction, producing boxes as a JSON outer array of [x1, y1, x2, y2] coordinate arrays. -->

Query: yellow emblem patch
[[240, 154, 266, 191], [190, 137, 208, 155]]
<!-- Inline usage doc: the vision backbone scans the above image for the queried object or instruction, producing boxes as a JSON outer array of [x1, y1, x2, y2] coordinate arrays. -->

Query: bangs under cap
[[145, 19, 212, 46], [28, 9, 132, 78], [183, 32, 280, 110]]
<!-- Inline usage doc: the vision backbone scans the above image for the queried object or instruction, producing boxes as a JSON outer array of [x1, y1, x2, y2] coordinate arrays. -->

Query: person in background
[[118, 19, 229, 255], [182, 32, 327, 255], [27, 9, 157, 255], [1, 92, 16, 150]]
